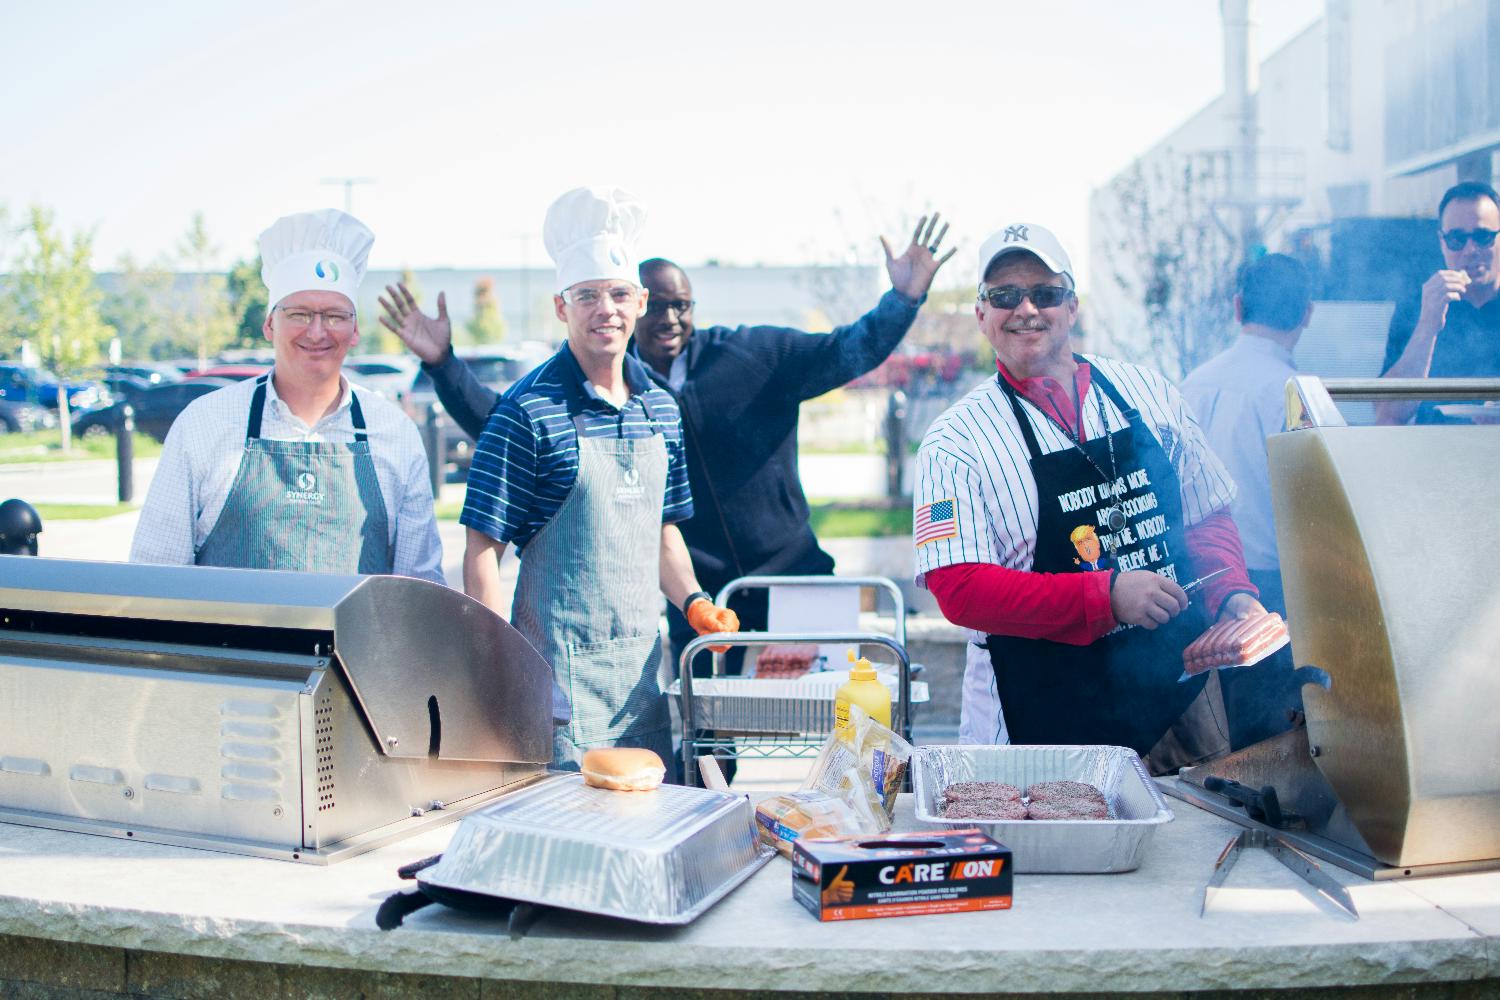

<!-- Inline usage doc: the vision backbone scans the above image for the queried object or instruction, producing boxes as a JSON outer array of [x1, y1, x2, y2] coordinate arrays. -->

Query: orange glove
[[686, 597, 740, 654]]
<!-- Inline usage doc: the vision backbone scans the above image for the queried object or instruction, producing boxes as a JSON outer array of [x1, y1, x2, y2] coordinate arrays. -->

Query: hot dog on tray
[[1182, 611, 1288, 676]]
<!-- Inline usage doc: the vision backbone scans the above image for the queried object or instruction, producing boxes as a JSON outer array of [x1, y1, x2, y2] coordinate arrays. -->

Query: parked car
[[72, 377, 237, 443], [0, 363, 112, 412], [401, 347, 546, 474], [0, 399, 57, 434], [343, 355, 418, 401], [185, 365, 269, 382]]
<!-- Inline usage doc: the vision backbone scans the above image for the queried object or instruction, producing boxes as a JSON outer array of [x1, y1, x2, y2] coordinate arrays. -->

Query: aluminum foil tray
[[669, 677, 929, 737], [912, 745, 1173, 874], [421, 774, 774, 924]]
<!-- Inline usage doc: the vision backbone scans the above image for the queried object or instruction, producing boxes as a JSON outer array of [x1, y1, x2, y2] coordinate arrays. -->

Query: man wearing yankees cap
[[131, 208, 444, 583], [913, 222, 1263, 774]]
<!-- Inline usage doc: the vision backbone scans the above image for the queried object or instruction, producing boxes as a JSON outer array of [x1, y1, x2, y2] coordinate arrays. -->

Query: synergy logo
[[285, 471, 324, 506], [314, 260, 341, 281]]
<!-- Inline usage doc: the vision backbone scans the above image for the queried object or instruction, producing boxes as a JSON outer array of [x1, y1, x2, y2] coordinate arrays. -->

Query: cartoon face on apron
[[509, 400, 674, 770], [984, 364, 1212, 758], [196, 376, 392, 574]]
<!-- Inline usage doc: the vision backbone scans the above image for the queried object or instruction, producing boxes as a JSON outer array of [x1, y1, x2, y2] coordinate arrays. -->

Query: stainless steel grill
[[1177, 377, 1500, 878], [0, 557, 554, 863]]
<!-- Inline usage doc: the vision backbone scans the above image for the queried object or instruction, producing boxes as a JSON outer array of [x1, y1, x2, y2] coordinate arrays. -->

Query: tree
[[176, 212, 237, 368], [7, 206, 116, 448], [226, 254, 268, 350], [0, 207, 20, 355], [102, 253, 176, 361], [465, 276, 506, 345], [1093, 153, 1240, 380]]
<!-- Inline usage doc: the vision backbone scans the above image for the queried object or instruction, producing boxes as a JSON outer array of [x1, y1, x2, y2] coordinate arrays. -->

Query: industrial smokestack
[[1222, 0, 1260, 255]]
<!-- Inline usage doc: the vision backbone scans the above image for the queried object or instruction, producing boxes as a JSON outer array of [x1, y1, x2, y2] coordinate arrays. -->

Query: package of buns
[[799, 704, 912, 832], [754, 791, 869, 858], [580, 747, 666, 791]]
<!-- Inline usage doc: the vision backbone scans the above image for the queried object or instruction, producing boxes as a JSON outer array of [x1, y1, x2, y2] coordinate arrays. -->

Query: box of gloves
[[792, 828, 1012, 921]]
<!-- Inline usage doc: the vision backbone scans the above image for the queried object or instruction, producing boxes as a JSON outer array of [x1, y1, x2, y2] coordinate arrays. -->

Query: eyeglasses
[[562, 286, 639, 308], [1441, 228, 1500, 251], [644, 298, 694, 316], [979, 284, 1074, 310], [277, 306, 355, 331]]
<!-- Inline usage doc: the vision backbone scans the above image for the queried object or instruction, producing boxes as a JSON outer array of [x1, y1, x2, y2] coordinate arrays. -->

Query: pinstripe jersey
[[914, 355, 1236, 586], [460, 345, 692, 550]]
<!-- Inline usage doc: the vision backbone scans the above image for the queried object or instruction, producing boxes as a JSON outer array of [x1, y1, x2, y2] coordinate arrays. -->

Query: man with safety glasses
[[386, 213, 955, 689], [1379, 180, 1500, 424], [443, 186, 737, 771], [913, 223, 1262, 774], [131, 209, 444, 583]]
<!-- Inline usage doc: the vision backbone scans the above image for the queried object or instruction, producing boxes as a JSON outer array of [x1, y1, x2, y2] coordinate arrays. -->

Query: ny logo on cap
[[314, 260, 341, 281], [298, 472, 316, 491], [1003, 224, 1029, 243]]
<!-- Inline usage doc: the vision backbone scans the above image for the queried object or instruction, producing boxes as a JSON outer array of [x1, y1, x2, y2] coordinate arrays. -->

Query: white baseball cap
[[976, 223, 1074, 289], [259, 209, 373, 310]]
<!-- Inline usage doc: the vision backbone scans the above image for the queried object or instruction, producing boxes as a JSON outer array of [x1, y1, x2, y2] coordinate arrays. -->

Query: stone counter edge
[[0, 897, 1491, 995]]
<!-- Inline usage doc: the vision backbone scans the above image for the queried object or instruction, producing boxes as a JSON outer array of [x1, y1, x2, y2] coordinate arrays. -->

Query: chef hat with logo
[[976, 223, 1075, 290], [259, 208, 374, 310], [543, 186, 647, 294]]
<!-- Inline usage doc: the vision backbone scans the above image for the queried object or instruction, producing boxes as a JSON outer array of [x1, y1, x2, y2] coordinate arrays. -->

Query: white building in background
[[1090, 0, 1500, 375]]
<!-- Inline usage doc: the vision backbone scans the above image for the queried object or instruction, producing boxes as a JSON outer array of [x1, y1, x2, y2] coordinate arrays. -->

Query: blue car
[[0, 363, 112, 412]]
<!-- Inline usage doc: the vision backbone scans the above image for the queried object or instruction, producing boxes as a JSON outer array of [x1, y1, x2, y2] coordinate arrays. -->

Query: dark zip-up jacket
[[424, 289, 921, 593]]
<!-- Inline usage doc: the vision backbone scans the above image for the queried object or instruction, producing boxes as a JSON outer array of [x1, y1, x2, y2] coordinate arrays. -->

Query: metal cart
[[673, 575, 914, 787]]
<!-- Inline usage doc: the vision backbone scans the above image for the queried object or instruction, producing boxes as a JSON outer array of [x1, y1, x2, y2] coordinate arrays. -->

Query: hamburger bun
[[581, 747, 666, 791]]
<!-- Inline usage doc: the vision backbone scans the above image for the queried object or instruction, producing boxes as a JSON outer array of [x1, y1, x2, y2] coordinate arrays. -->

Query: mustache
[[1003, 321, 1050, 333]]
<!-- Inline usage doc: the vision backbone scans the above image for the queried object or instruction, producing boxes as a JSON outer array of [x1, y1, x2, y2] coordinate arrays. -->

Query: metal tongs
[[1201, 828, 1359, 920]]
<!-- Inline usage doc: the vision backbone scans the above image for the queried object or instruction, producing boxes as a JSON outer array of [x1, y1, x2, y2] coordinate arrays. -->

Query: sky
[[1, 1, 1322, 290]]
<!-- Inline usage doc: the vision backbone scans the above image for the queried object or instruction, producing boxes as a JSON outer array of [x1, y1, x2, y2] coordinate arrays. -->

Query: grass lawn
[[435, 496, 911, 537], [0, 430, 163, 465], [34, 502, 139, 520]]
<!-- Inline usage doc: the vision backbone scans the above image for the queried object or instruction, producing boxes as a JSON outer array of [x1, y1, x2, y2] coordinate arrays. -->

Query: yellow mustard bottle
[[834, 648, 891, 740]]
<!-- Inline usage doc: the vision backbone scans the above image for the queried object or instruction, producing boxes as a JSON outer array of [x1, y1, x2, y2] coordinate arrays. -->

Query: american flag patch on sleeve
[[914, 497, 958, 547]]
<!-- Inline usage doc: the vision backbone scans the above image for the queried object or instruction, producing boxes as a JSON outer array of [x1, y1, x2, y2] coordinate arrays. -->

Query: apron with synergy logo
[[196, 375, 392, 574], [509, 399, 675, 770]]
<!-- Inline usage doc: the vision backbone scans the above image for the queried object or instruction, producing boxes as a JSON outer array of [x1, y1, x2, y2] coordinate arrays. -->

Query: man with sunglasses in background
[[131, 209, 444, 583], [1379, 181, 1500, 424], [913, 223, 1262, 775], [385, 213, 955, 694]]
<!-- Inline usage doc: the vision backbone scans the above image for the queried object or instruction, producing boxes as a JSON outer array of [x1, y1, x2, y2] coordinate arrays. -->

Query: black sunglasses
[[979, 284, 1074, 310], [1441, 228, 1500, 251]]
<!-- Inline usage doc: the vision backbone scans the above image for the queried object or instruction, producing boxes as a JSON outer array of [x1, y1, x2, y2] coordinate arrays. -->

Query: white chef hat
[[259, 208, 374, 310], [543, 186, 647, 294]]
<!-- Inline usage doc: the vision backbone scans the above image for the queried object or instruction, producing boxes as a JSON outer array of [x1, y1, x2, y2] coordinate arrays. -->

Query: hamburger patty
[[940, 797, 1028, 820], [942, 781, 1022, 804], [1027, 797, 1110, 820], [1025, 780, 1105, 803]]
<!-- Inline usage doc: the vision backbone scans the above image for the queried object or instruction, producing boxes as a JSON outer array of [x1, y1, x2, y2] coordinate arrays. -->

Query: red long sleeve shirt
[[926, 363, 1256, 645]]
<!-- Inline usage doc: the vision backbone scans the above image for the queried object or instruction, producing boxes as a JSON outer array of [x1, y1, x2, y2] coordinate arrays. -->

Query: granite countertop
[[0, 790, 1496, 995]]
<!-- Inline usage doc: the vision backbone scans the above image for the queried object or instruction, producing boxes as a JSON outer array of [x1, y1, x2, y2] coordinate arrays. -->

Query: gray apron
[[196, 375, 393, 574], [510, 406, 673, 770]]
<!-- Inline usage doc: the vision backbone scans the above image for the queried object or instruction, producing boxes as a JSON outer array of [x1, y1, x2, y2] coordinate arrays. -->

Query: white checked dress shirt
[[130, 374, 444, 584]]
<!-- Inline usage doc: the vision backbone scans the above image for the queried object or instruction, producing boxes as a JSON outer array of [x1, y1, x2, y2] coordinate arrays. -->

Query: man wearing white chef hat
[[459, 186, 738, 771], [131, 208, 444, 583]]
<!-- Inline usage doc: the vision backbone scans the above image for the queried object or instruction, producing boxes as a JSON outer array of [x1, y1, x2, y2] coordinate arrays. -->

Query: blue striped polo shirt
[[460, 344, 693, 550]]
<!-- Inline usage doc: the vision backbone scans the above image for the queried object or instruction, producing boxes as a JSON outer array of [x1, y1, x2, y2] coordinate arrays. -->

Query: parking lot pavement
[[28, 512, 517, 603]]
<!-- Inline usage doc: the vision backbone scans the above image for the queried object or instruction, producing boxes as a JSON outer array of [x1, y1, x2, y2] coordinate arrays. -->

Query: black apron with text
[[985, 366, 1207, 756]]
